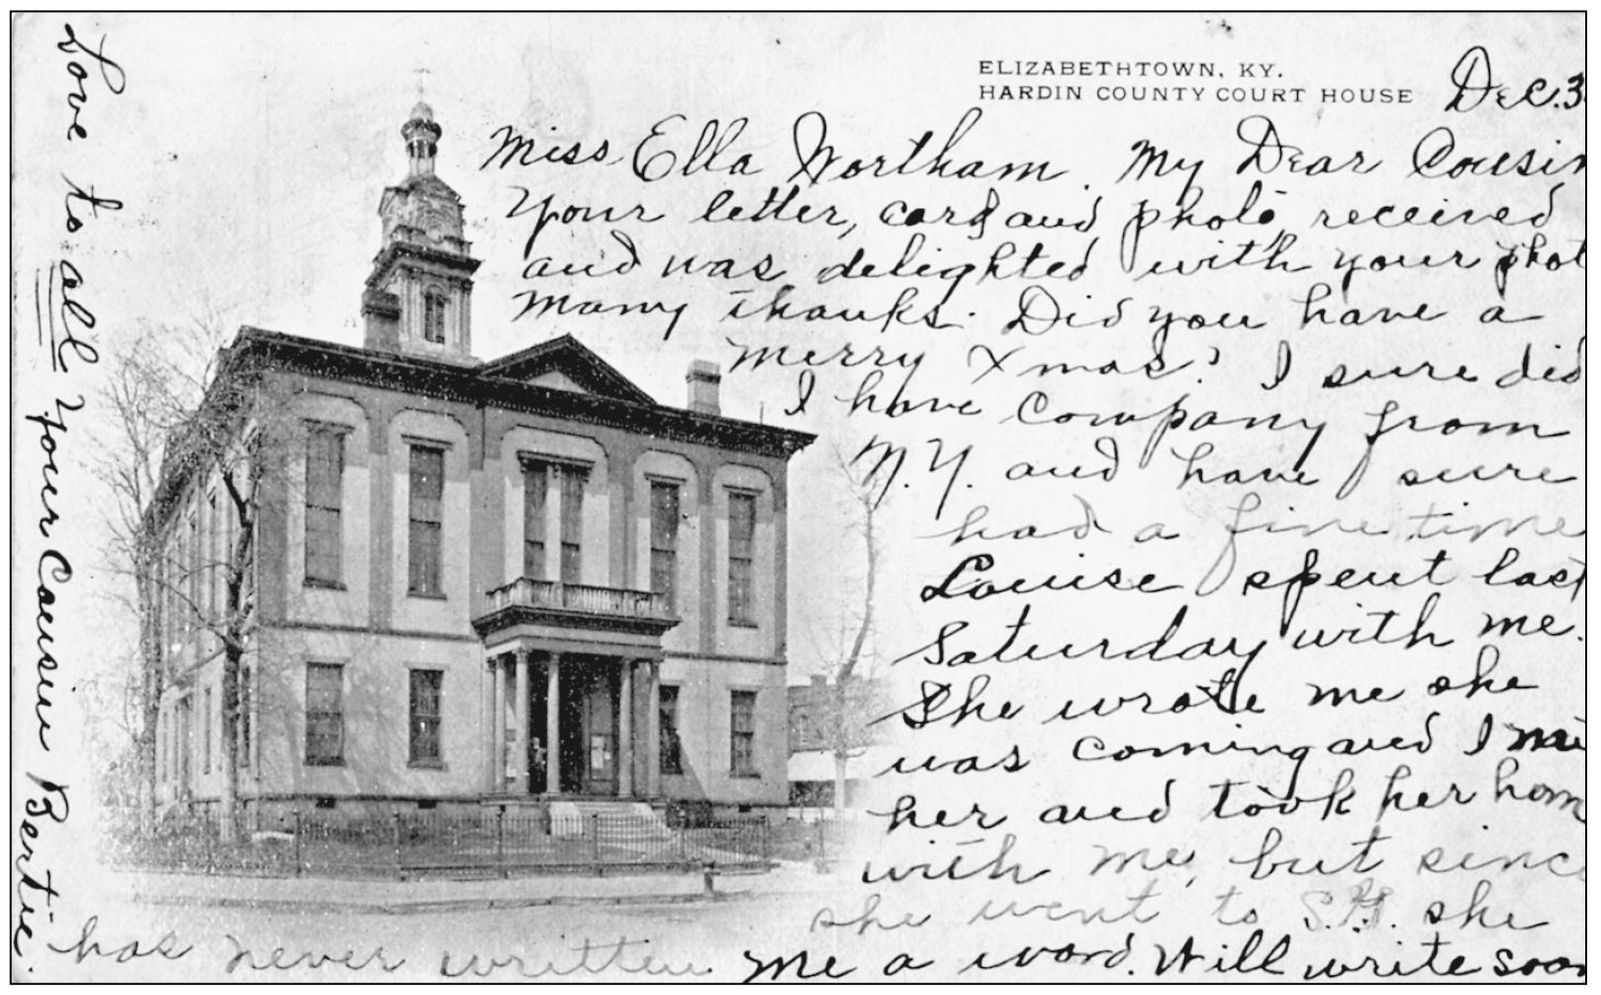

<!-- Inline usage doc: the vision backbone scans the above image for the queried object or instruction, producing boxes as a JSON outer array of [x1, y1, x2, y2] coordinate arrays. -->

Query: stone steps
[[547, 800, 672, 841]]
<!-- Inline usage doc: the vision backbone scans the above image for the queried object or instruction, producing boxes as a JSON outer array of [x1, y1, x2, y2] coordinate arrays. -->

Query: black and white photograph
[[11, 12, 1585, 982]]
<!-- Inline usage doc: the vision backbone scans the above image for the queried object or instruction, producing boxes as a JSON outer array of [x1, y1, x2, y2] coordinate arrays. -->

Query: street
[[31, 883, 849, 983]]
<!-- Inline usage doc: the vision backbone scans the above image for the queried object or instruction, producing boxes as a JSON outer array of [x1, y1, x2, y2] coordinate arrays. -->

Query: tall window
[[560, 467, 586, 583], [409, 669, 443, 765], [305, 663, 344, 765], [202, 687, 213, 773], [523, 462, 588, 581], [789, 704, 812, 751], [239, 662, 251, 770], [730, 690, 757, 776], [166, 544, 178, 646], [423, 289, 446, 343], [522, 462, 548, 578], [155, 558, 168, 671], [186, 508, 200, 632], [727, 492, 756, 625], [304, 426, 345, 586], [659, 685, 682, 776], [206, 492, 218, 616], [179, 696, 192, 784], [408, 446, 444, 595], [650, 482, 680, 610]]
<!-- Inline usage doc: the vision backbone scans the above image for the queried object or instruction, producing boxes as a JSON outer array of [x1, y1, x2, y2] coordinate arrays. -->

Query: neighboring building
[[148, 102, 813, 820], [786, 674, 887, 810]]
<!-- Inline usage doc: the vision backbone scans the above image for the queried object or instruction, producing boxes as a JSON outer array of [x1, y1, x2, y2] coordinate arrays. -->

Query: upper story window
[[206, 492, 219, 616], [727, 490, 756, 626], [522, 461, 587, 583], [304, 425, 346, 587], [423, 288, 447, 344], [185, 507, 200, 631], [408, 446, 445, 596], [559, 466, 586, 584], [522, 462, 547, 579], [649, 481, 680, 611]]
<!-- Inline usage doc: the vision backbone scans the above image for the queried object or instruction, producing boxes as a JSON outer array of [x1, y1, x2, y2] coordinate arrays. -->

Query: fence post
[[293, 810, 303, 877], [761, 817, 771, 864], [392, 812, 403, 879], [496, 806, 506, 879], [205, 810, 215, 873], [590, 813, 601, 866]]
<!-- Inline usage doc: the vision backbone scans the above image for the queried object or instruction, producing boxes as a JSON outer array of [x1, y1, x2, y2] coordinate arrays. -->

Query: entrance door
[[581, 669, 617, 796], [556, 662, 617, 795], [558, 673, 583, 794]]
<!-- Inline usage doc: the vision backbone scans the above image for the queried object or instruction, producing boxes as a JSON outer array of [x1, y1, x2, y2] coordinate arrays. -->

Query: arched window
[[423, 288, 447, 344]]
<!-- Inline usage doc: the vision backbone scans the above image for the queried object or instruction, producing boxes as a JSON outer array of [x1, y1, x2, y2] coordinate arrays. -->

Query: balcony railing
[[484, 577, 673, 621]]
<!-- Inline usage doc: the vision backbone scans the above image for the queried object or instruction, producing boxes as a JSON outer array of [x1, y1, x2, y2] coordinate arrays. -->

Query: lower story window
[[202, 688, 212, 774], [240, 663, 252, 769], [409, 669, 443, 765], [659, 685, 683, 776], [305, 662, 344, 765], [730, 690, 757, 776]]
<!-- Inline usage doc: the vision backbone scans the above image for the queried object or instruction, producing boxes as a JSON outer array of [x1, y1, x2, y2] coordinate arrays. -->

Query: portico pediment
[[479, 335, 656, 405]]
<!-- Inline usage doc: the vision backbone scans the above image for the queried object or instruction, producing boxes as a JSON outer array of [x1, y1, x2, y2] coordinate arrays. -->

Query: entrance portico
[[473, 578, 677, 799]]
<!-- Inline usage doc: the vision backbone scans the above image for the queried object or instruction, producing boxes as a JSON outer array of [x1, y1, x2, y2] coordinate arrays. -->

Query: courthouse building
[[149, 103, 813, 819]]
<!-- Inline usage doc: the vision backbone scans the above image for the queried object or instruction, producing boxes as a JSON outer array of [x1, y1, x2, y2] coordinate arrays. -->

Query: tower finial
[[401, 82, 441, 177]]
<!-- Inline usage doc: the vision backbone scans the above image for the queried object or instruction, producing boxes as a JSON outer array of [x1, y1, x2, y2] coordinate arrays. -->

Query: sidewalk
[[108, 861, 842, 914]]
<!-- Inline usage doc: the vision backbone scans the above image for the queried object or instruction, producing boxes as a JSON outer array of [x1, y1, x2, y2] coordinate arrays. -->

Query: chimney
[[686, 360, 721, 415], [811, 674, 828, 689]]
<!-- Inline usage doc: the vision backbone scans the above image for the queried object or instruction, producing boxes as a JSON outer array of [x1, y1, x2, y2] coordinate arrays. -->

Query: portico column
[[545, 653, 562, 795], [646, 660, 661, 797], [489, 655, 504, 793], [513, 647, 531, 794], [618, 661, 634, 798]]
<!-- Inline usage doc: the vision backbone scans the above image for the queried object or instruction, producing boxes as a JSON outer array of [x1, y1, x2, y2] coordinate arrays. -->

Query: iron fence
[[102, 807, 806, 880]]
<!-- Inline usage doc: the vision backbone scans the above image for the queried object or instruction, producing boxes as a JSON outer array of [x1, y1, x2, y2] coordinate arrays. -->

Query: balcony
[[472, 577, 680, 645]]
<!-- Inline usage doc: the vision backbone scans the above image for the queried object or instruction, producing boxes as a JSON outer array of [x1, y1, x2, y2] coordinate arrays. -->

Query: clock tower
[[362, 101, 481, 362]]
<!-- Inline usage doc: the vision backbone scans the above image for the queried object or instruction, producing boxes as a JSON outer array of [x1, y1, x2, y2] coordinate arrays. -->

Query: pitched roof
[[479, 334, 657, 405]]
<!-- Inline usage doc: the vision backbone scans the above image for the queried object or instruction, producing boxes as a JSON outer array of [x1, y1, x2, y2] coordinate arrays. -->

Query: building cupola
[[363, 99, 481, 363], [403, 100, 441, 176]]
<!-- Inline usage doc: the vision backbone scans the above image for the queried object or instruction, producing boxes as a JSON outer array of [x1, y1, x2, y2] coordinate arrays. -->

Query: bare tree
[[93, 320, 221, 827], [812, 445, 885, 816], [96, 315, 287, 843], [162, 359, 278, 844]]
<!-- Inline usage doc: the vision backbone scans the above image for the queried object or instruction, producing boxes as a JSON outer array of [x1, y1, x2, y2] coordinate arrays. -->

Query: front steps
[[547, 800, 672, 840]]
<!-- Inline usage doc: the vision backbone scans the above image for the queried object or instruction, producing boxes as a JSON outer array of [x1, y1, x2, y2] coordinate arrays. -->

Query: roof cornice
[[237, 326, 817, 459]]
